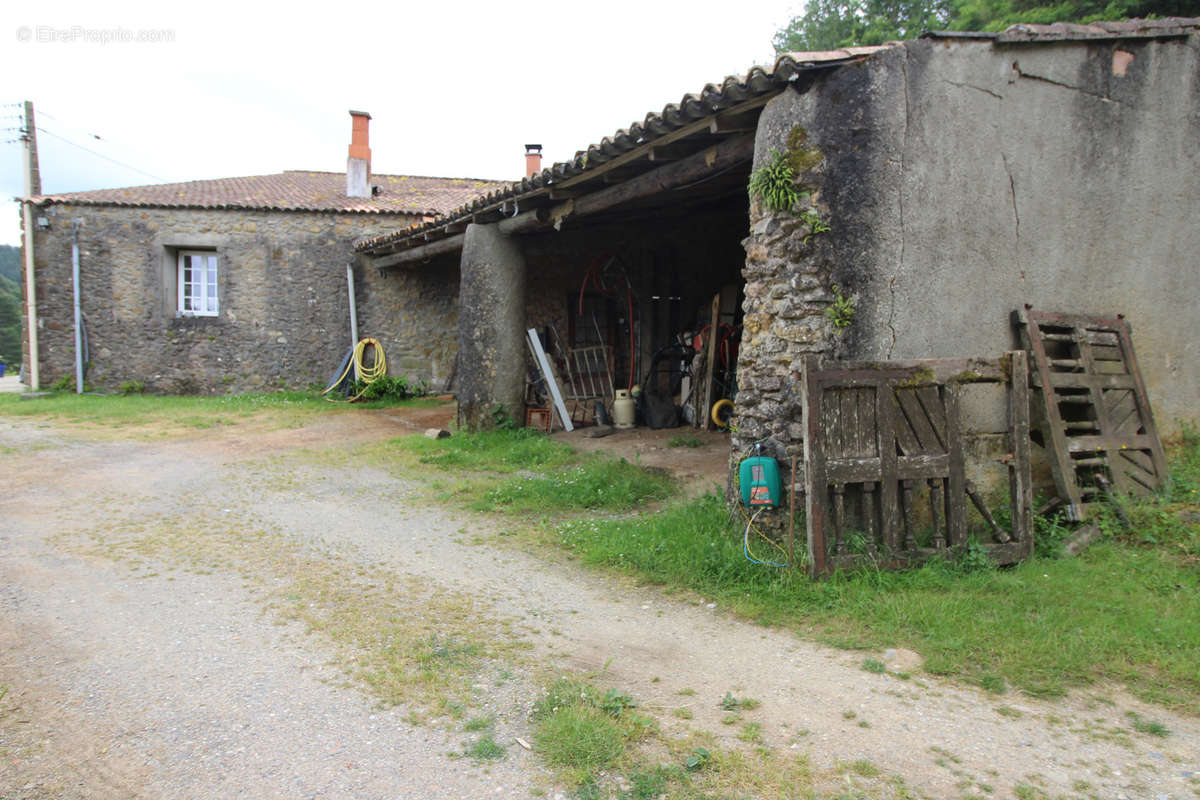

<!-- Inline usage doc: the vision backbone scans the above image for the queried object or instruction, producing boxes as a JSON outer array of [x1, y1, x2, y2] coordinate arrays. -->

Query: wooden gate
[[800, 354, 1033, 577], [1015, 310, 1167, 521]]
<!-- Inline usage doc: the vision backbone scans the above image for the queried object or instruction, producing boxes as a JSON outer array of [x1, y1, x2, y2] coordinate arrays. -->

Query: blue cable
[[742, 509, 788, 568]]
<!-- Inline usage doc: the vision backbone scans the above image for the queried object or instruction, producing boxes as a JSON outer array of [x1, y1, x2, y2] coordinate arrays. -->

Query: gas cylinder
[[613, 390, 635, 429]]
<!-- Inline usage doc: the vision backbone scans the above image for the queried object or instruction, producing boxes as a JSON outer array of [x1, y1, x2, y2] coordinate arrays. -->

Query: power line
[[35, 125, 169, 183], [37, 110, 108, 143]]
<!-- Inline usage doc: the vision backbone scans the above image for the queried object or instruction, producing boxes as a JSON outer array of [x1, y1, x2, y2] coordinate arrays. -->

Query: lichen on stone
[[786, 125, 824, 176]]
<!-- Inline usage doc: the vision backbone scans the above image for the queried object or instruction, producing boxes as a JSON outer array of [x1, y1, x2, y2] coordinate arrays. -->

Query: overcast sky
[[1, 0, 801, 247]]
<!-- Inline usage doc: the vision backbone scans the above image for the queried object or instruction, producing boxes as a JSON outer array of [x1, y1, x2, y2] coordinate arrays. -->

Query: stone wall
[[733, 32, 1200, 524], [26, 204, 448, 393], [354, 250, 460, 390], [837, 36, 1199, 431]]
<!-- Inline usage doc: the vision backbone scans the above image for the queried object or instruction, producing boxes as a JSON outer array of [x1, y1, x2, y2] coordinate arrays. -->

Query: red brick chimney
[[347, 110, 372, 198], [524, 144, 542, 177]]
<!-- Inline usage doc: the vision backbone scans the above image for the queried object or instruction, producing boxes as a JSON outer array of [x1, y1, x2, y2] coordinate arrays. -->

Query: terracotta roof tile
[[33, 171, 508, 217], [927, 15, 1198, 42], [355, 46, 896, 253]]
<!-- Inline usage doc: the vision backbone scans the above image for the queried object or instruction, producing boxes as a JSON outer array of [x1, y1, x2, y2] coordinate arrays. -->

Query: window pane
[[179, 252, 218, 315]]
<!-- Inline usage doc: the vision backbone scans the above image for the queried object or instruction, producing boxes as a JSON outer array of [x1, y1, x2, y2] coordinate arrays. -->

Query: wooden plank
[[857, 388, 875, 458], [944, 383, 967, 546], [572, 134, 755, 222], [701, 292, 722, 431], [1008, 350, 1034, 557], [527, 329, 574, 433], [831, 357, 1007, 384], [823, 385, 843, 461], [1114, 318, 1169, 485], [372, 208, 549, 268], [1064, 433, 1159, 452], [896, 388, 941, 453], [554, 93, 779, 190], [876, 382, 900, 552], [372, 232, 465, 268], [930, 479, 946, 548], [1015, 309, 1087, 520], [916, 386, 949, 449], [826, 453, 950, 483], [788, 455, 798, 565], [801, 356, 828, 578], [840, 388, 859, 457], [1037, 373, 1138, 390], [709, 113, 758, 134], [1107, 391, 1140, 434], [862, 482, 877, 551], [900, 480, 917, 550], [1116, 447, 1155, 474], [1074, 323, 1129, 495]]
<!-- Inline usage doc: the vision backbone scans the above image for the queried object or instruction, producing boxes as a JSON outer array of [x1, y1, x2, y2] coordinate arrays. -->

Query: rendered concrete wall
[[456, 223, 527, 429], [745, 33, 1199, 442], [26, 204, 436, 393]]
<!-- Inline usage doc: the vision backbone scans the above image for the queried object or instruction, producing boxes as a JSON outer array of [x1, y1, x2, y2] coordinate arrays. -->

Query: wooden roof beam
[[553, 91, 780, 191]]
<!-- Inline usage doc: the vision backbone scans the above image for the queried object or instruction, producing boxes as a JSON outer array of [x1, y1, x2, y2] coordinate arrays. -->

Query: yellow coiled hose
[[322, 338, 387, 402]]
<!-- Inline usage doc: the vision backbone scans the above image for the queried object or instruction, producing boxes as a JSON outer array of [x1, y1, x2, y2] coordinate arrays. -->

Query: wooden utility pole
[[22, 100, 41, 390]]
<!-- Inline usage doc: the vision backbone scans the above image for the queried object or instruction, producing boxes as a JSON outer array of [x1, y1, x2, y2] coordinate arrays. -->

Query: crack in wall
[[1001, 152, 1024, 281], [885, 47, 912, 359], [1011, 61, 1119, 104], [945, 79, 1004, 100]]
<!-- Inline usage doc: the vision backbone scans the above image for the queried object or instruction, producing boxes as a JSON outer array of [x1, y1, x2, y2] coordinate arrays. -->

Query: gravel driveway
[[1, 411, 1196, 799]]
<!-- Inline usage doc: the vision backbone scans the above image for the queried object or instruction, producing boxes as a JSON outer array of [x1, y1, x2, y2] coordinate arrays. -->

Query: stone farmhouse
[[355, 17, 1199, 450], [21, 18, 1199, 456], [23, 112, 505, 393]]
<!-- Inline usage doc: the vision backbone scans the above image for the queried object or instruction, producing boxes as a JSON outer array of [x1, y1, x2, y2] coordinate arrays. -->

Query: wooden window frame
[[177, 250, 219, 317]]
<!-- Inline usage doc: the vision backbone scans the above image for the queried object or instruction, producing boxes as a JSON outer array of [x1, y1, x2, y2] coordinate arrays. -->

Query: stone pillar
[[456, 223, 527, 429], [728, 84, 846, 528]]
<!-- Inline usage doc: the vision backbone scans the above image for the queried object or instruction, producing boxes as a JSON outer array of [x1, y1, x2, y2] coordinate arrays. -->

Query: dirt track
[[1, 410, 1197, 799]]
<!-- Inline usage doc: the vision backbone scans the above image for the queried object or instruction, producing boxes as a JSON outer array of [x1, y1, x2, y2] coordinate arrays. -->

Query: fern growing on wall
[[748, 150, 801, 213]]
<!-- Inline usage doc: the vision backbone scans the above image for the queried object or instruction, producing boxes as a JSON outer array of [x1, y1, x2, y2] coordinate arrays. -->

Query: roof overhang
[[356, 47, 893, 268]]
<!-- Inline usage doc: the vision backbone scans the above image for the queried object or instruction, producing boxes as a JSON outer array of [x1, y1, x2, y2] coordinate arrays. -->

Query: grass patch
[[862, 658, 886, 674], [549, 431, 1200, 710], [0, 389, 453, 441], [0, 389, 339, 430], [529, 676, 895, 799], [666, 434, 702, 448], [720, 692, 760, 711], [842, 759, 883, 778], [473, 455, 675, 513], [381, 429, 677, 513], [464, 735, 506, 761], [531, 678, 649, 785], [1126, 711, 1170, 737], [398, 427, 575, 473], [464, 714, 495, 732]]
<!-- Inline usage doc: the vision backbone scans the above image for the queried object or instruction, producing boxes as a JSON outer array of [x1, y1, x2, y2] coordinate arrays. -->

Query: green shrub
[[356, 374, 429, 402]]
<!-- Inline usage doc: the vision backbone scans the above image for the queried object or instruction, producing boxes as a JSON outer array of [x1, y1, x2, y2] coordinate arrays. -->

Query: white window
[[177, 250, 219, 316]]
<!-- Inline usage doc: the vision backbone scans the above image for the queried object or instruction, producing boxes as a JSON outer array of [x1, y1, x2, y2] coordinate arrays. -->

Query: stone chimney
[[524, 144, 542, 177], [347, 110, 372, 198]]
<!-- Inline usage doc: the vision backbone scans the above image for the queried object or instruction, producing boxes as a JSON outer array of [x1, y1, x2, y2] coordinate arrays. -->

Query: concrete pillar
[[456, 223, 527, 429]]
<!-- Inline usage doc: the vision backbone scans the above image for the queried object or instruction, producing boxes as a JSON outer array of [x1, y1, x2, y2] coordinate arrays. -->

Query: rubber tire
[[711, 398, 734, 429]]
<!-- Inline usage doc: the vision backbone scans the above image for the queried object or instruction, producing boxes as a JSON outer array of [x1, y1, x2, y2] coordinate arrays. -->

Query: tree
[[0, 275, 21, 367], [774, 0, 952, 50], [774, 0, 1200, 49], [0, 244, 20, 284]]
